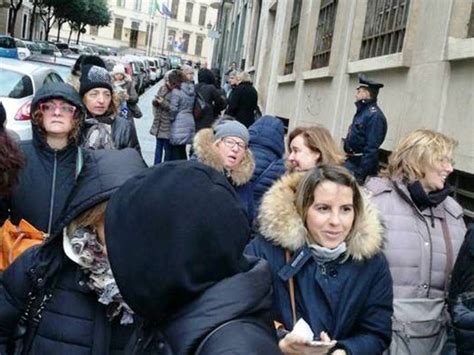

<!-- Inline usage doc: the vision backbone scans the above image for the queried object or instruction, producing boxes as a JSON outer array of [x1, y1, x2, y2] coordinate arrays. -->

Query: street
[[135, 80, 163, 166]]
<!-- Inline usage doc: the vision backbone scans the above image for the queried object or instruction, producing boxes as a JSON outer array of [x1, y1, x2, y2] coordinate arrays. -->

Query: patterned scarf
[[64, 227, 134, 324]]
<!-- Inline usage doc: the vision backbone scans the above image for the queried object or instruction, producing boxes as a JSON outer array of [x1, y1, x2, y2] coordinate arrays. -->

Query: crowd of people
[[0, 56, 472, 355]]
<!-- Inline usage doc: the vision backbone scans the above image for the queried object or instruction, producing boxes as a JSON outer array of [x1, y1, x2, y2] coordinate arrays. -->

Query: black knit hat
[[0, 102, 5, 131], [81, 55, 106, 69], [79, 65, 113, 97], [105, 161, 251, 324]]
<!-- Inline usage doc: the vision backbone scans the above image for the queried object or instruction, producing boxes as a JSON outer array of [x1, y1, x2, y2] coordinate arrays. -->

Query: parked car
[[14, 39, 31, 60], [158, 56, 171, 80], [0, 58, 63, 140], [121, 55, 146, 94], [0, 35, 18, 59], [54, 42, 74, 56], [168, 55, 182, 69], [146, 57, 158, 84], [34, 41, 62, 57], [23, 40, 42, 55], [69, 43, 95, 55], [26, 55, 76, 81]]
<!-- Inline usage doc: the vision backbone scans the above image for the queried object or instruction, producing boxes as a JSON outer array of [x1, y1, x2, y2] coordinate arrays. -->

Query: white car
[[14, 39, 31, 60], [0, 58, 64, 141]]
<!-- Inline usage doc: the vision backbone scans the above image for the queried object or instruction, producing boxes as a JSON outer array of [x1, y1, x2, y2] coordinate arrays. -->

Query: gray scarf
[[309, 242, 347, 263], [63, 227, 134, 325]]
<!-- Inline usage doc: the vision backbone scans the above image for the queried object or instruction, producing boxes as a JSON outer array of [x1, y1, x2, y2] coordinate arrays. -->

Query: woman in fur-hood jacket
[[193, 119, 255, 223], [245, 165, 393, 355]]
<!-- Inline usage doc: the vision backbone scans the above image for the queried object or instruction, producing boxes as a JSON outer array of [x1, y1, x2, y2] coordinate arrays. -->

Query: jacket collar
[[193, 128, 255, 186], [258, 173, 384, 260]]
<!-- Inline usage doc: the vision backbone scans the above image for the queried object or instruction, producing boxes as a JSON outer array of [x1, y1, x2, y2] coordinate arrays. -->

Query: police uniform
[[344, 74, 387, 183]]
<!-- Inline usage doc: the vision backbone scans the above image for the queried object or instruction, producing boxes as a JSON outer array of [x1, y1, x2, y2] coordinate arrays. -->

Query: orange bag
[[0, 219, 44, 272]]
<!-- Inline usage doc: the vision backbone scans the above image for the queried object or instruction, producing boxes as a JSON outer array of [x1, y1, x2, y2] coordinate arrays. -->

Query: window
[[181, 33, 190, 53], [198, 6, 207, 26], [195, 35, 204, 56], [114, 18, 124, 40], [171, 0, 179, 19], [167, 29, 176, 51], [360, 0, 410, 59], [284, 0, 303, 75], [116, 0, 124, 7], [312, 0, 338, 69], [134, 0, 142, 11], [0, 69, 33, 98], [90, 26, 99, 36], [185, 2, 193, 23]]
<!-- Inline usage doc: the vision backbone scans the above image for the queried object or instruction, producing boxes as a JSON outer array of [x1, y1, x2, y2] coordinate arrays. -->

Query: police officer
[[344, 74, 387, 183]]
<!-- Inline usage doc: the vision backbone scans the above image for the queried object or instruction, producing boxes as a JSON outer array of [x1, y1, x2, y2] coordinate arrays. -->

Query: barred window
[[185, 2, 194, 23], [198, 6, 207, 26], [468, 0, 474, 38], [284, 0, 303, 75], [195, 36, 204, 56], [312, 0, 338, 69], [171, 0, 179, 19], [113, 18, 123, 40], [360, 0, 410, 60], [134, 0, 142, 11]]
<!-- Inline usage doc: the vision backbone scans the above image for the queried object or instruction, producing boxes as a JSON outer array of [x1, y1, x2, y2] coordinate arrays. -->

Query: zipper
[[46, 151, 58, 237]]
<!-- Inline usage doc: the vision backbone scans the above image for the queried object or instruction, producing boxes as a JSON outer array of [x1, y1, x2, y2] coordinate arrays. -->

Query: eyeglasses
[[222, 138, 247, 151], [39, 103, 76, 115]]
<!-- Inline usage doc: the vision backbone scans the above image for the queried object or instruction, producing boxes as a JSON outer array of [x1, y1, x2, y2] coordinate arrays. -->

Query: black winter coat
[[225, 82, 258, 128], [0, 127, 80, 235], [449, 224, 474, 355], [83, 114, 140, 151], [0, 148, 146, 355], [194, 83, 226, 131], [128, 259, 281, 354]]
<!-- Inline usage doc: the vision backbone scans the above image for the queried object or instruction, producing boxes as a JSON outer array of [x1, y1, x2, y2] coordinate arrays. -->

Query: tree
[[74, 0, 111, 43], [8, 0, 23, 37]]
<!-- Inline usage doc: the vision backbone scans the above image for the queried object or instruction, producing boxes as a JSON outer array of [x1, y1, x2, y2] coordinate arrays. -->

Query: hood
[[180, 82, 195, 96], [158, 257, 273, 353], [197, 68, 215, 85], [105, 161, 252, 324], [31, 82, 85, 116], [249, 115, 285, 158], [193, 128, 255, 186], [49, 148, 146, 238], [257, 173, 383, 260], [30, 82, 86, 149]]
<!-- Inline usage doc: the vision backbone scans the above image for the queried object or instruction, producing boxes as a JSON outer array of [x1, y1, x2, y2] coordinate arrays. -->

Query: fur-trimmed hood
[[257, 173, 383, 260], [193, 128, 255, 186]]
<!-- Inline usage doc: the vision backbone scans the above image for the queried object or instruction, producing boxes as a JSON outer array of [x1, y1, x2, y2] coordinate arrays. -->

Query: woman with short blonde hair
[[366, 129, 466, 354]]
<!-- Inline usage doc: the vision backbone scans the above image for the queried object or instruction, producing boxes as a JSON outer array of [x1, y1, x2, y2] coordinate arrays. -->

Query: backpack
[[84, 122, 115, 150], [193, 90, 209, 120]]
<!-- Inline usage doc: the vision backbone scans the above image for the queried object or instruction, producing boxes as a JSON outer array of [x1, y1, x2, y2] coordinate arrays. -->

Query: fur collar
[[257, 173, 383, 260], [193, 128, 255, 186]]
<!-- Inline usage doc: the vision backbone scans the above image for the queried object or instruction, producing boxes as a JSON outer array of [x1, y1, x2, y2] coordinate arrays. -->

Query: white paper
[[290, 318, 314, 342]]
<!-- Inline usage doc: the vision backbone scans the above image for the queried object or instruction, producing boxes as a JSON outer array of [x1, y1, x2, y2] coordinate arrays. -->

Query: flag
[[154, 1, 173, 17]]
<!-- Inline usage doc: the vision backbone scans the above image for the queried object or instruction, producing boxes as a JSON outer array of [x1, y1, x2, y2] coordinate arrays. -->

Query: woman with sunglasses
[[192, 118, 255, 224], [0, 82, 85, 238]]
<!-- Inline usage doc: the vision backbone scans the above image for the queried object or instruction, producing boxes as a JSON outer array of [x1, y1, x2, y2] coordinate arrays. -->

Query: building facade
[[214, 0, 474, 219], [2, 0, 217, 63]]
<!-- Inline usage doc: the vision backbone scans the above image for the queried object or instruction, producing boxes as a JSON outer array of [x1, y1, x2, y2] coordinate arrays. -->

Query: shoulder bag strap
[[440, 216, 454, 294], [75, 147, 83, 181], [285, 249, 297, 327]]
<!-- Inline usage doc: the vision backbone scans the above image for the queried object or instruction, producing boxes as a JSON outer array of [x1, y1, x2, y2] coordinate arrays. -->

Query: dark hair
[[0, 131, 25, 196], [167, 70, 183, 89], [295, 165, 363, 241]]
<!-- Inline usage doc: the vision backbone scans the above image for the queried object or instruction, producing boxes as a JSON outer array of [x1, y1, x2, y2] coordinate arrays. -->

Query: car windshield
[[0, 68, 33, 98]]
